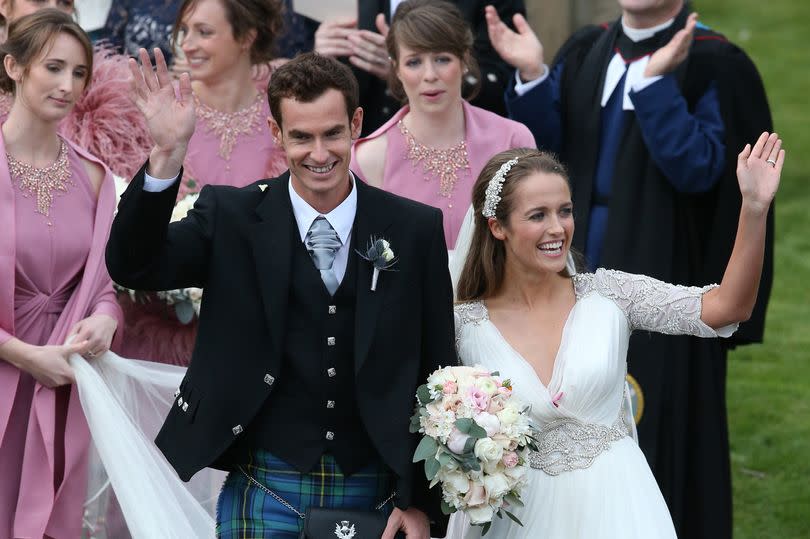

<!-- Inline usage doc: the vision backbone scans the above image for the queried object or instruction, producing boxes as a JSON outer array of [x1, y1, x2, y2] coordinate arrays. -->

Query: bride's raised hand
[[737, 131, 784, 215], [129, 47, 196, 177], [485, 5, 545, 82]]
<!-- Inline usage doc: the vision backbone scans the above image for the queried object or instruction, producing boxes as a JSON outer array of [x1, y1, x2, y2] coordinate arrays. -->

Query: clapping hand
[[485, 5, 545, 82], [645, 12, 698, 78], [347, 14, 391, 80], [129, 47, 196, 178], [737, 132, 784, 215]]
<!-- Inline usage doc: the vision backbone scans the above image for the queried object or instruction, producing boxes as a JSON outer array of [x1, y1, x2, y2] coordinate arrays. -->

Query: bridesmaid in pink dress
[[351, 0, 535, 248], [118, 0, 288, 366], [0, 0, 153, 180], [0, 11, 122, 539]]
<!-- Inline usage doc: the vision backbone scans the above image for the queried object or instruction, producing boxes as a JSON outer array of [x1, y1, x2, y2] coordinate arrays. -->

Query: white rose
[[441, 470, 471, 495], [473, 412, 501, 437], [186, 287, 203, 302], [466, 504, 494, 525], [474, 437, 504, 464], [497, 405, 520, 426], [382, 247, 394, 262], [475, 377, 499, 396], [427, 369, 455, 388], [483, 473, 511, 500], [380, 239, 390, 249]]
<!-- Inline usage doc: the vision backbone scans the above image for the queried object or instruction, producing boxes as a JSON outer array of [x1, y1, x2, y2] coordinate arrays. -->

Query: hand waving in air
[[737, 131, 784, 214], [129, 48, 196, 178], [484, 5, 545, 82], [645, 12, 698, 78]]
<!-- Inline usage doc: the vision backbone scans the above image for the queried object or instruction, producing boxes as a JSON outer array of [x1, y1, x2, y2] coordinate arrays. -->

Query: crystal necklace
[[399, 120, 469, 198], [194, 91, 264, 160], [8, 139, 72, 221]]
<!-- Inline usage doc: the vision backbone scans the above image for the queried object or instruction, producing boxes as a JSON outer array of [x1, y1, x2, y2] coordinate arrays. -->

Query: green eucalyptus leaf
[[440, 501, 454, 515], [175, 300, 194, 324], [481, 522, 492, 536], [504, 494, 524, 508], [425, 457, 441, 480], [416, 385, 434, 405], [455, 417, 474, 433], [503, 509, 524, 526], [413, 436, 438, 463], [468, 422, 488, 439]]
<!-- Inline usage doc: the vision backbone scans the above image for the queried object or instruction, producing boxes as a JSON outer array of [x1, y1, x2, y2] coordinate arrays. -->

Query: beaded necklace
[[398, 120, 470, 198], [194, 91, 265, 160], [8, 139, 72, 223]]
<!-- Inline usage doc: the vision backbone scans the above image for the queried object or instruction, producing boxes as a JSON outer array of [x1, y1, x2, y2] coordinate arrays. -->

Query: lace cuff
[[575, 269, 738, 338]]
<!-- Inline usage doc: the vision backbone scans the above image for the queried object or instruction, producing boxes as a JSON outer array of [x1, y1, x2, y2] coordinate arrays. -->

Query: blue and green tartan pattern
[[216, 450, 394, 538]]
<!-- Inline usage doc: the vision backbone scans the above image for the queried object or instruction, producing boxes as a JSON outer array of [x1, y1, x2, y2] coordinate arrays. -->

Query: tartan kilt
[[216, 450, 394, 538]]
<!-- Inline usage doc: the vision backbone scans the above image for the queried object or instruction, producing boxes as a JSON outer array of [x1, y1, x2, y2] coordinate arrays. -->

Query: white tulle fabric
[[71, 352, 224, 538], [445, 269, 736, 539]]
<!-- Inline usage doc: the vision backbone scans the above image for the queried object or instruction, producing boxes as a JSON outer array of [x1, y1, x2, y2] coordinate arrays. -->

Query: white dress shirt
[[513, 16, 675, 106], [143, 171, 357, 285]]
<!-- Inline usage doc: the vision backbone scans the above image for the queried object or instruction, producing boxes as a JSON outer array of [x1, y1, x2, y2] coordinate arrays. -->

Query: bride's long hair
[[456, 148, 577, 301]]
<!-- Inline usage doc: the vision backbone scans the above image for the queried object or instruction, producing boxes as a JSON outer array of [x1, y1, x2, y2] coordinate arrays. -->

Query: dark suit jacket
[[303, 0, 526, 134], [105, 166, 456, 535]]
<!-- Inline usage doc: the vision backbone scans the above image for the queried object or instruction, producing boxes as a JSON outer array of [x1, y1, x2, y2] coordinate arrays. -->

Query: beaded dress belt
[[528, 399, 631, 476]]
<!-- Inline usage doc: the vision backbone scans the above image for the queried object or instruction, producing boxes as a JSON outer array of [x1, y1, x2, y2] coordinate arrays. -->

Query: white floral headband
[[482, 157, 519, 218]]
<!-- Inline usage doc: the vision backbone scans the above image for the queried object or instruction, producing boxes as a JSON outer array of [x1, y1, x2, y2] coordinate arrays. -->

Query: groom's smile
[[270, 88, 363, 214]]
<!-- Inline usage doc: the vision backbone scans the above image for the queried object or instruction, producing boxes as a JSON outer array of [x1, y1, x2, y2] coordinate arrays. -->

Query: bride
[[449, 137, 782, 537]]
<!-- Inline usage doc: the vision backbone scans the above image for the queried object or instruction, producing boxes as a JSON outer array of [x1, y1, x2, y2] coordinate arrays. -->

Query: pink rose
[[501, 451, 519, 468], [464, 483, 488, 506], [467, 387, 490, 412], [497, 386, 513, 397], [487, 397, 505, 414], [443, 381, 458, 395]]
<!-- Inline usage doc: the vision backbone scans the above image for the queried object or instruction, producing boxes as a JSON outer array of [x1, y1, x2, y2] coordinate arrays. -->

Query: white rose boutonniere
[[356, 236, 398, 291]]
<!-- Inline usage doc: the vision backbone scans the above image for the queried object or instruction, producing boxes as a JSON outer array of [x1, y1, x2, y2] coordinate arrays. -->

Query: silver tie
[[306, 216, 341, 295]]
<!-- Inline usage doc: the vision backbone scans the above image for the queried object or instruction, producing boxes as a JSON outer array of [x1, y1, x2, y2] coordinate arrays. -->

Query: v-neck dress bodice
[[450, 269, 736, 538]]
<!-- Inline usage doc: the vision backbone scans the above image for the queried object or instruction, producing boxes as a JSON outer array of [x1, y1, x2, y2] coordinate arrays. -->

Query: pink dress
[[351, 101, 535, 247], [119, 90, 287, 366], [0, 135, 123, 539]]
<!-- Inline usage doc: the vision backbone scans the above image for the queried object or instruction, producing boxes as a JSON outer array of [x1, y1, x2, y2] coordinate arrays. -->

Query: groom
[[106, 51, 454, 538]]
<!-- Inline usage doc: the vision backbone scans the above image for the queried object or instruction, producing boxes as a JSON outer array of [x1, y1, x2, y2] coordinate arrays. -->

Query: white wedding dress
[[448, 268, 736, 539]]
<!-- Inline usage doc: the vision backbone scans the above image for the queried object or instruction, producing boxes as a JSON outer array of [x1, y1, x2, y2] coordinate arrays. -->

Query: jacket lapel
[[353, 180, 393, 373], [249, 175, 293, 363]]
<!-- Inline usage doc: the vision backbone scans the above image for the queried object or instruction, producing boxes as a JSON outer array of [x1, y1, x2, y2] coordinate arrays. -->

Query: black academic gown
[[517, 6, 773, 539]]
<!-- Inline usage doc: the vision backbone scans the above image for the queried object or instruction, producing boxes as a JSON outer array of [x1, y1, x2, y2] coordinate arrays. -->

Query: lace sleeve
[[585, 269, 737, 338]]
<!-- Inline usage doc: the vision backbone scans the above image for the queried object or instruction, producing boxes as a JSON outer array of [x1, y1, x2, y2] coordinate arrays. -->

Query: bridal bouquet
[[113, 190, 204, 324], [410, 366, 534, 534]]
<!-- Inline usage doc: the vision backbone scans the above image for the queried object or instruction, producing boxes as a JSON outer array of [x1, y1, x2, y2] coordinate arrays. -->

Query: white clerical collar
[[288, 172, 357, 245], [621, 17, 675, 42]]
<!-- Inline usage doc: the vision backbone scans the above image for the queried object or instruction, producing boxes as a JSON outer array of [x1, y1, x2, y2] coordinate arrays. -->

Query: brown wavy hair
[[172, 0, 282, 65], [385, 0, 480, 103], [456, 148, 574, 301], [268, 52, 359, 130], [0, 9, 92, 94]]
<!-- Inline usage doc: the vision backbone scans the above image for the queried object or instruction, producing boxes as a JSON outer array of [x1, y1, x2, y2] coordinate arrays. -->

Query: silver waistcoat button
[[325, 431, 335, 441], [232, 425, 243, 436], [264, 374, 275, 386], [327, 367, 336, 377], [327, 400, 335, 409], [328, 305, 337, 314], [327, 337, 336, 346], [177, 397, 184, 407], [182, 402, 189, 412]]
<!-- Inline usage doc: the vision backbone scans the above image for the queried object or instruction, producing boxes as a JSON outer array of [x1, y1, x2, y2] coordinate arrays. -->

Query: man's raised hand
[[129, 47, 196, 178], [645, 12, 698, 78], [485, 5, 545, 82]]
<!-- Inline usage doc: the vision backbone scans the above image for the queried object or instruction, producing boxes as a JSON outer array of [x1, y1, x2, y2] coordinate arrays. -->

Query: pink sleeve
[[514, 123, 537, 150], [0, 327, 13, 347]]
